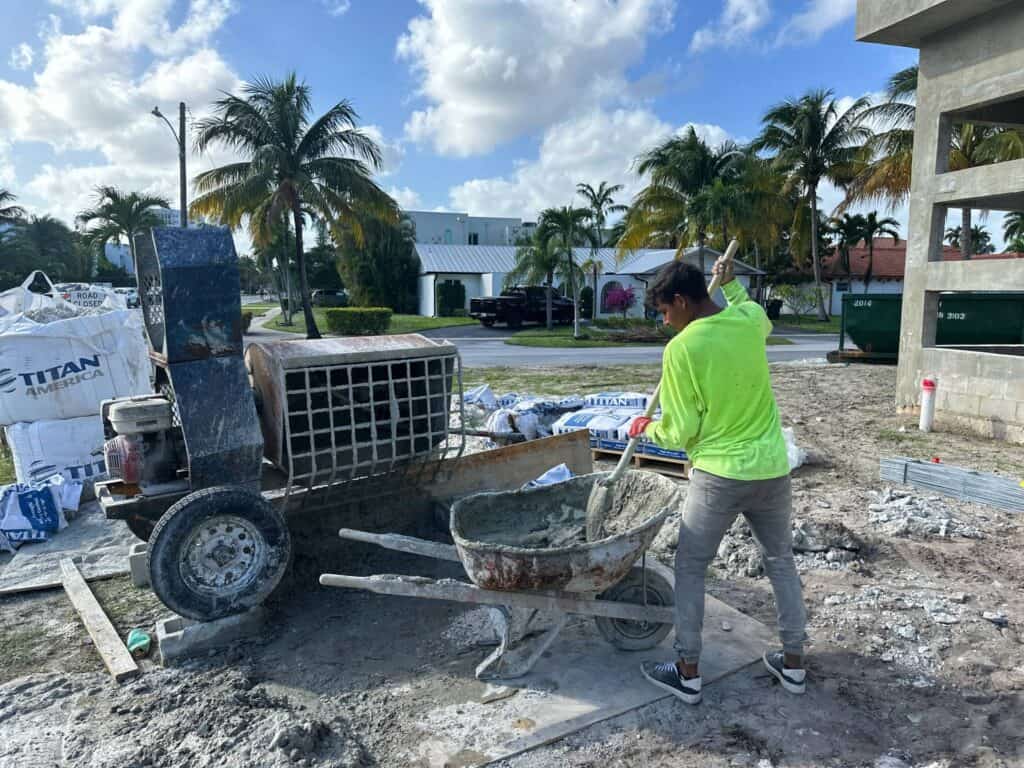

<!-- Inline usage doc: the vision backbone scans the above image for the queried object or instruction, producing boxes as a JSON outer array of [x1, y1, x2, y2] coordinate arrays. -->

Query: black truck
[[469, 286, 575, 328]]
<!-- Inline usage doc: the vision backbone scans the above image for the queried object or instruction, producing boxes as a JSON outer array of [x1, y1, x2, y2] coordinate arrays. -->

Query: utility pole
[[152, 103, 188, 227]]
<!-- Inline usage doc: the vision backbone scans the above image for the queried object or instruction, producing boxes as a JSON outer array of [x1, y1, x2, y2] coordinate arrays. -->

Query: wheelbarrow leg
[[476, 606, 569, 681]]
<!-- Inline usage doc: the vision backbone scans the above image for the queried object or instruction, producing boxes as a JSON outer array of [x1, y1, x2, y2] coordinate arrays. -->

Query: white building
[[406, 210, 534, 246], [415, 244, 763, 317]]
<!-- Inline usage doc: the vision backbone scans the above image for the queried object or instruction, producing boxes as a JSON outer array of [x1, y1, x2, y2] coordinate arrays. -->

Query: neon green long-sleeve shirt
[[645, 280, 789, 481]]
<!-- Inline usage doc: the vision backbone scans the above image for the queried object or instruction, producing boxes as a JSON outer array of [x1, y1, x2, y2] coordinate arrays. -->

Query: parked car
[[469, 286, 574, 328], [311, 289, 349, 307], [114, 287, 140, 308]]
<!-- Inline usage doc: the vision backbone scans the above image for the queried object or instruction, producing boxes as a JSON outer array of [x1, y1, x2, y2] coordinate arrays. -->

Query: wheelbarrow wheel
[[594, 565, 673, 651], [148, 486, 291, 622]]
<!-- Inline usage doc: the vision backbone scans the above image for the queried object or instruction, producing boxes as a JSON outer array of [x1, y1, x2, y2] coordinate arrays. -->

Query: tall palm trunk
[[961, 208, 972, 260], [696, 232, 706, 274], [545, 270, 553, 330], [864, 240, 875, 293], [809, 187, 828, 321], [591, 264, 599, 321], [293, 207, 321, 339]]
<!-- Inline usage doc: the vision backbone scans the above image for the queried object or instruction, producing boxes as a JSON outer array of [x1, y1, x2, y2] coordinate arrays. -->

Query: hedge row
[[323, 307, 393, 335]]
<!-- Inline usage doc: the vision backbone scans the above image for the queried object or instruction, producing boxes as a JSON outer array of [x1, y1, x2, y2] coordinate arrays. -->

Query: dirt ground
[[2, 363, 1023, 768]]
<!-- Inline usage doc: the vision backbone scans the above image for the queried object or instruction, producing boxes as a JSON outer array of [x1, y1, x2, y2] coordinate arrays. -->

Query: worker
[[633, 254, 807, 705]]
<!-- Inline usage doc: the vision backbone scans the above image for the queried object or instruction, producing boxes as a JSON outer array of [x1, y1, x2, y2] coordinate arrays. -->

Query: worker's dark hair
[[646, 261, 708, 307]]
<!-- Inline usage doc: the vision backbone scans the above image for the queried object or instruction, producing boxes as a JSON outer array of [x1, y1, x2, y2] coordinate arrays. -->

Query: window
[[468, 232, 479, 245]]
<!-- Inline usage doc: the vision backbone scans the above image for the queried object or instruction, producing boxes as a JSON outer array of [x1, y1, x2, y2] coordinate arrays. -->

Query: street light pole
[[151, 103, 187, 227]]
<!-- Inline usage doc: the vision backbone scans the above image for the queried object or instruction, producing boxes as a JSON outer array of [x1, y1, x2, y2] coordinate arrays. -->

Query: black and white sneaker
[[763, 651, 806, 695], [640, 661, 702, 704]]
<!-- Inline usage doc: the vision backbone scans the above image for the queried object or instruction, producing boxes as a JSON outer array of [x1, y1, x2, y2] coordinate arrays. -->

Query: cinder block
[[156, 606, 267, 666], [941, 393, 981, 417], [128, 543, 149, 589]]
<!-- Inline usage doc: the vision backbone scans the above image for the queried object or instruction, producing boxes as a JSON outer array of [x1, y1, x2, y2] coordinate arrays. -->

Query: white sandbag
[[783, 427, 807, 471], [513, 411, 541, 440], [524, 463, 573, 488], [0, 475, 76, 552], [5, 416, 107, 484], [485, 408, 517, 435], [0, 271, 69, 320], [0, 308, 152, 425]]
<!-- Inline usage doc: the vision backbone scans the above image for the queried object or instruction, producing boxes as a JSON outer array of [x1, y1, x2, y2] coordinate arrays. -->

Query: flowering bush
[[605, 286, 637, 318]]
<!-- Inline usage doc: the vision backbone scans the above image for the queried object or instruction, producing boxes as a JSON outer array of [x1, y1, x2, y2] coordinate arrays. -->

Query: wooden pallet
[[591, 448, 691, 479]]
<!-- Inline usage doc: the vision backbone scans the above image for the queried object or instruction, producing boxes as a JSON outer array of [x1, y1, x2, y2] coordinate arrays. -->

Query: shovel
[[584, 238, 739, 539]]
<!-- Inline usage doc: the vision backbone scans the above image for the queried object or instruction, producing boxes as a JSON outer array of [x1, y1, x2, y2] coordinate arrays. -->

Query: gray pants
[[674, 469, 807, 663]]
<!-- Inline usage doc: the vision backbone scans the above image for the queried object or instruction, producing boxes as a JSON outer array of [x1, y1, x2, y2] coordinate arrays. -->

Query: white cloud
[[388, 185, 422, 210], [397, 0, 676, 156], [8, 43, 34, 71], [689, 0, 771, 53], [776, 0, 856, 46], [361, 125, 405, 176], [448, 108, 731, 219], [320, 0, 351, 15]]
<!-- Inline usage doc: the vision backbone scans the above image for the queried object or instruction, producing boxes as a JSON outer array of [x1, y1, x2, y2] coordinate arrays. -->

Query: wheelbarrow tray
[[450, 470, 681, 593]]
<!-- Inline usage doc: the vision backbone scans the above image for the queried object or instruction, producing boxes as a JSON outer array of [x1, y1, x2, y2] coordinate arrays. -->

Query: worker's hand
[[627, 416, 653, 439], [712, 254, 735, 285]]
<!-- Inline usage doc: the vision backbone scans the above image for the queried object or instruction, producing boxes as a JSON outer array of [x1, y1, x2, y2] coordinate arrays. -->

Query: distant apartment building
[[405, 210, 535, 246]]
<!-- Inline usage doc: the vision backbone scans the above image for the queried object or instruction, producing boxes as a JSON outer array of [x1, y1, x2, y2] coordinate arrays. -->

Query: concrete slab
[[409, 579, 775, 767], [128, 542, 149, 589], [157, 606, 267, 665]]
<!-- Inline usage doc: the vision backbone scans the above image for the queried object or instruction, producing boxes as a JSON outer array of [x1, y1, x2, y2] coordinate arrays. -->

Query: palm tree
[[537, 206, 594, 339], [945, 225, 994, 256], [754, 89, 871, 320], [11, 215, 79, 279], [846, 65, 1024, 259], [191, 74, 396, 339], [827, 213, 867, 282], [77, 186, 170, 276], [577, 181, 626, 321], [0, 189, 26, 224], [627, 128, 744, 273], [1004, 211, 1024, 251], [507, 232, 563, 330], [860, 212, 900, 292]]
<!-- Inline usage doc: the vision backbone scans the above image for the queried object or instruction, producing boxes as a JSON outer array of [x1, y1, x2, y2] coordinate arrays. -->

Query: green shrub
[[580, 285, 594, 317], [322, 307, 393, 335], [436, 280, 466, 317], [596, 317, 656, 329], [241, 311, 253, 333]]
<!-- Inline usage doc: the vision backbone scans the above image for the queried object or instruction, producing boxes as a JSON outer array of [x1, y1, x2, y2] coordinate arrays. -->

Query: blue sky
[[0, 0, 920, 251]]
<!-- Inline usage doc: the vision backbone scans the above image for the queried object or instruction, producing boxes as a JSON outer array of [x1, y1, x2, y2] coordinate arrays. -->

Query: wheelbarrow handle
[[337, 528, 461, 562]]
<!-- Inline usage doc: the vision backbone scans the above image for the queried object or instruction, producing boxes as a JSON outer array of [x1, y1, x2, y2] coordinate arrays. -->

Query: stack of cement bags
[[553, 391, 688, 462], [0, 272, 152, 548]]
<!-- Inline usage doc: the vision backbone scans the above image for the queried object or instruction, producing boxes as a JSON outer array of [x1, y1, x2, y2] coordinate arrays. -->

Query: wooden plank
[[59, 558, 139, 683], [0, 568, 128, 599], [634, 454, 691, 480], [423, 430, 593, 501]]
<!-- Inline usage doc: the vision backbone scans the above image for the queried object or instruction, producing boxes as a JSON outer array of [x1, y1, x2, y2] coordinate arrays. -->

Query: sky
[[0, 0, 931, 255]]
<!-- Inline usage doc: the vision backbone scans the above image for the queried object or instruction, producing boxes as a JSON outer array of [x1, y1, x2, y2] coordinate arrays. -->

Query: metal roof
[[415, 244, 764, 276]]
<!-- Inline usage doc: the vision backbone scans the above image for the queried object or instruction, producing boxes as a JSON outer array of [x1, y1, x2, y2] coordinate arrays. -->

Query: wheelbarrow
[[319, 470, 682, 680]]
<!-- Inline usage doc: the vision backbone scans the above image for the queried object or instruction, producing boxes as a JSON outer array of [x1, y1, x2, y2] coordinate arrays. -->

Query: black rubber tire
[[148, 486, 291, 622], [594, 565, 674, 651], [481, 320, 495, 328]]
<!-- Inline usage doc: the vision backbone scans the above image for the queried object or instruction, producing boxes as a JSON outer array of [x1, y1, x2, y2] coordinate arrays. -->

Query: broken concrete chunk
[[982, 611, 1009, 628]]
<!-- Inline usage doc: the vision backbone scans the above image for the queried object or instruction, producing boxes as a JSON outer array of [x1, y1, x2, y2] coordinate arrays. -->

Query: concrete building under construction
[[857, 0, 1024, 443]]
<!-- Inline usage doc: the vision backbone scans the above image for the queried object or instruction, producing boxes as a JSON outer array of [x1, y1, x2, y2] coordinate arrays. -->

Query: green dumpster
[[936, 292, 1024, 346], [840, 292, 1024, 355], [841, 294, 902, 355]]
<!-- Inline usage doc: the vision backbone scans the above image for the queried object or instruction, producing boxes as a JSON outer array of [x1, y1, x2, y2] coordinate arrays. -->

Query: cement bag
[[463, 384, 498, 410], [0, 475, 77, 552], [584, 391, 651, 409], [485, 408, 516, 435], [0, 271, 68, 320], [0, 308, 152, 425], [783, 427, 807, 471], [4, 416, 107, 484]]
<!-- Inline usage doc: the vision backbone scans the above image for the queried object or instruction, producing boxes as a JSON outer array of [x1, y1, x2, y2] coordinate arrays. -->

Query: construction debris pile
[[868, 488, 985, 539]]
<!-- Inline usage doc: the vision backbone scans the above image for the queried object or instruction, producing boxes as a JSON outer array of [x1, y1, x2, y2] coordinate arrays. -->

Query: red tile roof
[[821, 238, 1022, 280]]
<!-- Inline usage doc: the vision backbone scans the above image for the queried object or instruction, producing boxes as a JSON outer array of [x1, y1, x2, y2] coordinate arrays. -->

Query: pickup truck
[[469, 286, 574, 328]]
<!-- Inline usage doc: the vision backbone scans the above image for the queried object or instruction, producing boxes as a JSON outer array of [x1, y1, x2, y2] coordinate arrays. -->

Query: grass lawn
[[0, 445, 15, 485], [268, 309, 476, 335], [505, 325, 793, 348], [463, 365, 663, 396], [241, 303, 280, 317], [774, 314, 842, 333]]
